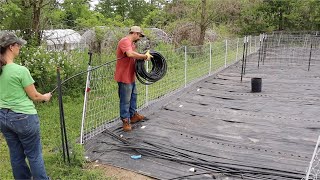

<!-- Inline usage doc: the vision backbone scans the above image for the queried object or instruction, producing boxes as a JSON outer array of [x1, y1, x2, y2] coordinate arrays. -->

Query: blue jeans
[[0, 109, 48, 180], [118, 82, 137, 121]]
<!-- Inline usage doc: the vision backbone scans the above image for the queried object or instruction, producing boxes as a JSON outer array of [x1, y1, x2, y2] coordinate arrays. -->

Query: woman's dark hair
[[0, 46, 8, 75]]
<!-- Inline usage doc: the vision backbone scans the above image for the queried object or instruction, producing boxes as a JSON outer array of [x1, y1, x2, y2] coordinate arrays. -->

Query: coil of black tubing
[[135, 50, 167, 85]]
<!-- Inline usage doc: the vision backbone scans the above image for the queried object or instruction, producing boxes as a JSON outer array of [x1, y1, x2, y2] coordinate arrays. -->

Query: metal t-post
[[262, 35, 267, 65], [224, 39, 228, 67], [80, 52, 93, 144], [244, 36, 249, 75], [184, 46, 187, 87], [240, 36, 246, 82], [308, 42, 313, 71], [236, 38, 239, 61], [57, 67, 70, 164], [249, 36, 252, 53], [254, 35, 257, 52], [258, 34, 262, 68], [209, 43, 212, 75]]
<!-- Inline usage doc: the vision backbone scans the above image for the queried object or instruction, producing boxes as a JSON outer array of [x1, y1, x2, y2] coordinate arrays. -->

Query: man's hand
[[145, 50, 153, 61]]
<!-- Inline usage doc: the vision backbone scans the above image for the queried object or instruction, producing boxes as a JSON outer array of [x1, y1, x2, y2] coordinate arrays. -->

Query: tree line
[[1, 0, 320, 46]]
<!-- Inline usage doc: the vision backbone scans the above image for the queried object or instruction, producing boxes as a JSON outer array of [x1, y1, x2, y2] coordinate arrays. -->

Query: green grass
[[0, 133, 12, 179], [0, 96, 108, 180]]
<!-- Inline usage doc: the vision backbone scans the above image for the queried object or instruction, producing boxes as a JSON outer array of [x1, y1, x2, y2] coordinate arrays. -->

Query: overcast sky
[[90, 0, 99, 6], [89, 0, 99, 9]]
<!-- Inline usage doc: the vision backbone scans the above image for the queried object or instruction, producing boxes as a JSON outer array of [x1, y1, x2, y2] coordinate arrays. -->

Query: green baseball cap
[[0, 31, 27, 48]]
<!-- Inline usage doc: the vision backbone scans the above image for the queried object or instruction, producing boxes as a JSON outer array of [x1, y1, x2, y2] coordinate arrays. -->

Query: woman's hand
[[42, 93, 52, 102], [25, 84, 52, 102]]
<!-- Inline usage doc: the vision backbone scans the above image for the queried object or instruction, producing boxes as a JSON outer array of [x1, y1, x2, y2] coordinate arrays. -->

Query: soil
[[89, 162, 155, 180]]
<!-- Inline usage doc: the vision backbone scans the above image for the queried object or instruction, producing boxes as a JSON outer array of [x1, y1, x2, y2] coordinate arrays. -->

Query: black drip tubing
[[97, 130, 304, 180], [135, 50, 167, 85]]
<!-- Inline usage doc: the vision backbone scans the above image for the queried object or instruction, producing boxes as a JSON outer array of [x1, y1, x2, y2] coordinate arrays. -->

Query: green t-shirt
[[0, 63, 37, 114]]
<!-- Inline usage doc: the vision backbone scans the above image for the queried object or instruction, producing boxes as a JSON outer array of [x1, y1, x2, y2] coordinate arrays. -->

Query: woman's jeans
[[0, 109, 48, 180], [118, 82, 137, 121]]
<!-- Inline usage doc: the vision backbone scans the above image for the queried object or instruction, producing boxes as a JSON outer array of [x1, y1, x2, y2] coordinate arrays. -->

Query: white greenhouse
[[42, 29, 82, 51]]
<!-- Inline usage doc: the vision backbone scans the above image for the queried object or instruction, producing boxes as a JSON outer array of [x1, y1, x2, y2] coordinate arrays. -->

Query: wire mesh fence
[[304, 136, 320, 180], [262, 33, 320, 68], [80, 36, 260, 143], [78, 67, 112, 141], [241, 33, 320, 180], [79, 32, 320, 179]]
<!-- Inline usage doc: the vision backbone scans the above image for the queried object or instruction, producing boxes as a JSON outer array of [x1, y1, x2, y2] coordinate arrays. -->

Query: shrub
[[17, 46, 89, 97]]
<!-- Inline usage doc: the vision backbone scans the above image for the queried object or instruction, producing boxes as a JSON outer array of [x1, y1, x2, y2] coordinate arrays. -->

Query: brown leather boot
[[130, 112, 145, 124], [122, 118, 132, 131]]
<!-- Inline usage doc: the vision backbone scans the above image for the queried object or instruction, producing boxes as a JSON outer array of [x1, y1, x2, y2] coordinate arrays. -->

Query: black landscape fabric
[[85, 47, 320, 180]]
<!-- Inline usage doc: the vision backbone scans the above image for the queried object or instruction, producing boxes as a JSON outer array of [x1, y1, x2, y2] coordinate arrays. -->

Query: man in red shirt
[[115, 26, 153, 131]]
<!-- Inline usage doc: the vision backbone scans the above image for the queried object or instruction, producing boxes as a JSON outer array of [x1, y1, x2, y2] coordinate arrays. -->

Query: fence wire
[[304, 136, 320, 180], [261, 34, 320, 180], [80, 33, 320, 179], [80, 37, 260, 143], [261, 34, 320, 70]]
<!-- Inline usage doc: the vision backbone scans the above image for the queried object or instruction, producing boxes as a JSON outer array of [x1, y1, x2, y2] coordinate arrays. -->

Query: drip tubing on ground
[[97, 130, 304, 180]]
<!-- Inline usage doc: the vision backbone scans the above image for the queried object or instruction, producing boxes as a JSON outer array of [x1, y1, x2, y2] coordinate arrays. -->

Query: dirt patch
[[89, 162, 155, 180]]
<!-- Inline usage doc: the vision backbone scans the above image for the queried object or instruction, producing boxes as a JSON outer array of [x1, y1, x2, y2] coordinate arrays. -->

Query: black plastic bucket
[[251, 78, 262, 92]]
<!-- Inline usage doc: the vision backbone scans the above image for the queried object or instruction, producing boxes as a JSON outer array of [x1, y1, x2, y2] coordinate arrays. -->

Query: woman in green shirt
[[0, 32, 51, 180]]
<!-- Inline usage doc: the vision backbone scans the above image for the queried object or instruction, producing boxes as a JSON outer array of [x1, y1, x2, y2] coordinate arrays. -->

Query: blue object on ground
[[131, 155, 142, 160]]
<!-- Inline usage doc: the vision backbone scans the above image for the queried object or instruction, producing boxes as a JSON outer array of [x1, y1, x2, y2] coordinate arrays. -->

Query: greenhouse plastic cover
[[42, 29, 81, 45]]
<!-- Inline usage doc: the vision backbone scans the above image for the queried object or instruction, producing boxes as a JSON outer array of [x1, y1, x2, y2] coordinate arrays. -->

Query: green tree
[[96, 0, 157, 25], [285, 0, 320, 31], [164, 0, 217, 45], [260, 0, 293, 31], [75, 12, 106, 29], [0, 0, 58, 45], [236, 0, 271, 35], [307, 0, 320, 30], [95, 0, 115, 19], [127, 0, 155, 24], [142, 9, 168, 28], [96, 0, 128, 21], [0, 2, 24, 30], [61, 0, 92, 29]]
